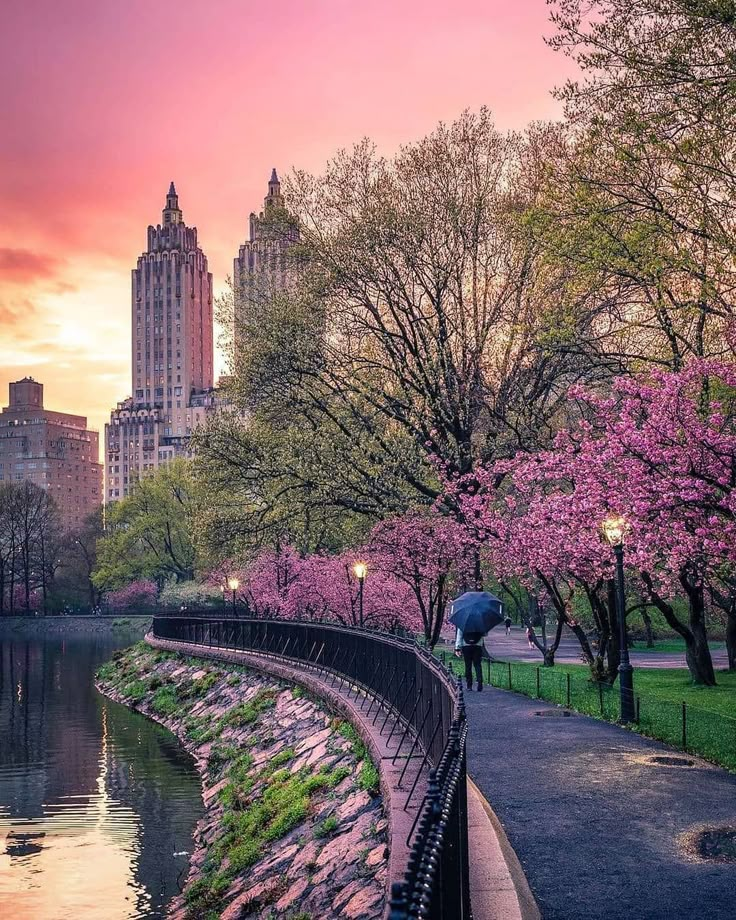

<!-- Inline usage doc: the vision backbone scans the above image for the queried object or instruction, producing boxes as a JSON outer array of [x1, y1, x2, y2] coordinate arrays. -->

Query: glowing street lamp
[[227, 577, 240, 618], [602, 515, 635, 722], [353, 562, 367, 627]]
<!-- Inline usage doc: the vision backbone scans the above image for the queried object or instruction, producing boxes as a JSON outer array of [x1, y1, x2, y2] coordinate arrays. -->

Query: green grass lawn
[[630, 638, 725, 654]]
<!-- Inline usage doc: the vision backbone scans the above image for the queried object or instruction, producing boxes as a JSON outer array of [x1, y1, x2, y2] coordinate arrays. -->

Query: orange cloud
[[0, 248, 62, 284]]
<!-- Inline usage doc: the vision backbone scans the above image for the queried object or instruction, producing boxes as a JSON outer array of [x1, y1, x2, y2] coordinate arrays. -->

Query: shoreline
[[96, 643, 388, 919], [0, 616, 152, 638]]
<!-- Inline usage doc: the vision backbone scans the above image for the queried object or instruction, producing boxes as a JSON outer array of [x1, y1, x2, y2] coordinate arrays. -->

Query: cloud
[[0, 296, 36, 331], [0, 248, 63, 284]]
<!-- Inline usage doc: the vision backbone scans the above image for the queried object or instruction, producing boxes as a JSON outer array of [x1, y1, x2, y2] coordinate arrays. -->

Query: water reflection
[[0, 636, 203, 919]]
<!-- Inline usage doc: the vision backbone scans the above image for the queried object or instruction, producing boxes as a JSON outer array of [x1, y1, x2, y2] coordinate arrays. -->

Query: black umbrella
[[448, 591, 504, 634]]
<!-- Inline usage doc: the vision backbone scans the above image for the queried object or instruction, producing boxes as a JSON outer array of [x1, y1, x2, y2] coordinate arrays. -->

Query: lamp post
[[602, 515, 635, 723], [227, 577, 239, 618], [353, 562, 367, 627]]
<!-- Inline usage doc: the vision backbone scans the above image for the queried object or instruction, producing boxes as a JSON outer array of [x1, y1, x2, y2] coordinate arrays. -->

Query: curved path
[[440, 626, 729, 669], [464, 686, 736, 920]]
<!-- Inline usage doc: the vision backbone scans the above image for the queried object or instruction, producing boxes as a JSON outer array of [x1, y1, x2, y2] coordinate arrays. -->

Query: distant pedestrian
[[504, 616, 512, 636], [526, 626, 535, 650], [455, 627, 485, 691]]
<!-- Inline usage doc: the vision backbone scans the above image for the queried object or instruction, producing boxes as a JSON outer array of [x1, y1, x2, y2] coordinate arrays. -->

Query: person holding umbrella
[[450, 591, 504, 692]]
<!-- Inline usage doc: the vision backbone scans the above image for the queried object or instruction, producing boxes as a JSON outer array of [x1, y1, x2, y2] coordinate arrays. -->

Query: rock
[[341, 883, 384, 918], [274, 874, 310, 911], [337, 790, 372, 822], [289, 839, 321, 876], [220, 877, 283, 919], [365, 844, 386, 867]]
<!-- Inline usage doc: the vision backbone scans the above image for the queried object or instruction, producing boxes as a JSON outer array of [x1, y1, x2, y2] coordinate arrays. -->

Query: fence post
[[566, 672, 571, 708], [507, 661, 512, 690], [636, 695, 640, 725], [598, 682, 604, 715], [682, 701, 687, 752], [388, 882, 408, 920], [536, 667, 540, 699]]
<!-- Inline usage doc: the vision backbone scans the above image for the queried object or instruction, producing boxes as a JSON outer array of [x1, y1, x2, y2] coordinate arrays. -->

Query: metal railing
[[152, 614, 471, 920]]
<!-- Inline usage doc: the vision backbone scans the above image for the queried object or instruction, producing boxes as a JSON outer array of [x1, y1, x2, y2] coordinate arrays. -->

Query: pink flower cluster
[[210, 362, 736, 644], [106, 579, 158, 611], [449, 361, 736, 601], [208, 513, 473, 640]]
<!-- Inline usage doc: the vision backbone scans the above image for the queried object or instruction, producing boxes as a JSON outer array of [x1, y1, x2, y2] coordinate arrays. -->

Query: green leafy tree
[[533, 0, 736, 371], [93, 460, 198, 591], [197, 111, 597, 561]]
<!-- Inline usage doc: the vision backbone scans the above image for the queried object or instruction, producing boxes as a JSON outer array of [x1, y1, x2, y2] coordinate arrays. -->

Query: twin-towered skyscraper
[[104, 173, 298, 502]]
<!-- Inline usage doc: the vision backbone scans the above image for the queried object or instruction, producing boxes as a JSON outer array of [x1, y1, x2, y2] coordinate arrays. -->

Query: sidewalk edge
[[468, 777, 541, 920]]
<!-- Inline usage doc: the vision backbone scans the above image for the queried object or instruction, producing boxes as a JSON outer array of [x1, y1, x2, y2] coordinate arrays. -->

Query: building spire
[[163, 181, 183, 225], [265, 168, 282, 210]]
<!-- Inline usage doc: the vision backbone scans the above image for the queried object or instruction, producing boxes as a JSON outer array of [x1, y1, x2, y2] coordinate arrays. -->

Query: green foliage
[[123, 680, 148, 703], [272, 748, 295, 766], [314, 815, 339, 838], [192, 672, 219, 697], [195, 753, 358, 915], [326, 766, 351, 788], [358, 760, 380, 795], [93, 459, 199, 591], [207, 744, 239, 774], [217, 689, 277, 730], [229, 752, 254, 784], [337, 720, 368, 759], [335, 720, 379, 793], [151, 686, 180, 716], [187, 723, 218, 744], [96, 662, 116, 682]]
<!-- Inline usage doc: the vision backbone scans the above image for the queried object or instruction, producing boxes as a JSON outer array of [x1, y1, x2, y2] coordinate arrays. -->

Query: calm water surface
[[0, 635, 203, 919]]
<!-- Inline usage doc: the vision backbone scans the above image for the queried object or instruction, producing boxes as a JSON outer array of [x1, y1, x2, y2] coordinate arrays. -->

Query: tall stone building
[[233, 169, 300, 346], [104, 183, 216, 502], [0, 378, 102, 530]]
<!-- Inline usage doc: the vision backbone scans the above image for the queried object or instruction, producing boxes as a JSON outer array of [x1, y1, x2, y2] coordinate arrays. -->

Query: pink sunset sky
[[0, 0, 574, 442]]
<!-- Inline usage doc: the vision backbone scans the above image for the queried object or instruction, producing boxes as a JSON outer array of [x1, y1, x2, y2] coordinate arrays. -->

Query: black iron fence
[[153, 615, 471, 920]]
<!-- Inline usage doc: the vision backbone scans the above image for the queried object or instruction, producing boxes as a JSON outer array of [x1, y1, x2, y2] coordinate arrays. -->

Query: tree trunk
[[723, 604, 736, 670], [680, 574, 716, 686], [605, 579, 621, 683], [642, 610, 654, 648], [642, 571, 716, 686], [541, 607, 565, 667], [569, 623, 595, 667]]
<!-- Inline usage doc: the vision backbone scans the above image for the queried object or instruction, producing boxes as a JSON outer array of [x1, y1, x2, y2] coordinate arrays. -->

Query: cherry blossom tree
[[367, 513, 472, 647], [450, 361, 736, 684], [282, 550, 420, 632], [106, 579, 158, 612]]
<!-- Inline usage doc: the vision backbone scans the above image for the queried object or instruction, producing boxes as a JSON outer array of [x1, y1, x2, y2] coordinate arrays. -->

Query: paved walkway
[[438, 626, 729, 669], [464, 686, 736, 920]]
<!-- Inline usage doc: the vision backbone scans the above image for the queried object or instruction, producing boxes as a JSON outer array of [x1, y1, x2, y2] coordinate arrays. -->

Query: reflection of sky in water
[[0, 637, 203, 920]]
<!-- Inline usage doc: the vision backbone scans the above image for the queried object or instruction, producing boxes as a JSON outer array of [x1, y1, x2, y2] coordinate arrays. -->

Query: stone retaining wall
[[97, 642, 388, 919]]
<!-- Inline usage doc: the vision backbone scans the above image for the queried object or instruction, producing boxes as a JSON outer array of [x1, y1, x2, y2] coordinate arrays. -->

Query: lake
[[0, 634, 203, 919]]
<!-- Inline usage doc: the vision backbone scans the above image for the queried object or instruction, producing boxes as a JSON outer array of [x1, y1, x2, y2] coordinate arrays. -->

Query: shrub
[[314, 815, 339, 838], [123, 680, 148, 703], [151, 686, 180, 716]]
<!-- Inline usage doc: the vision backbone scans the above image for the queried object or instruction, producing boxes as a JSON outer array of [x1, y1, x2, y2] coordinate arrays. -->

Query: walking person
[[455, 627, 485, 691], [504, 615, 512, 636], [449, 589, 505, 693], [526, 625, 536, 650]]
